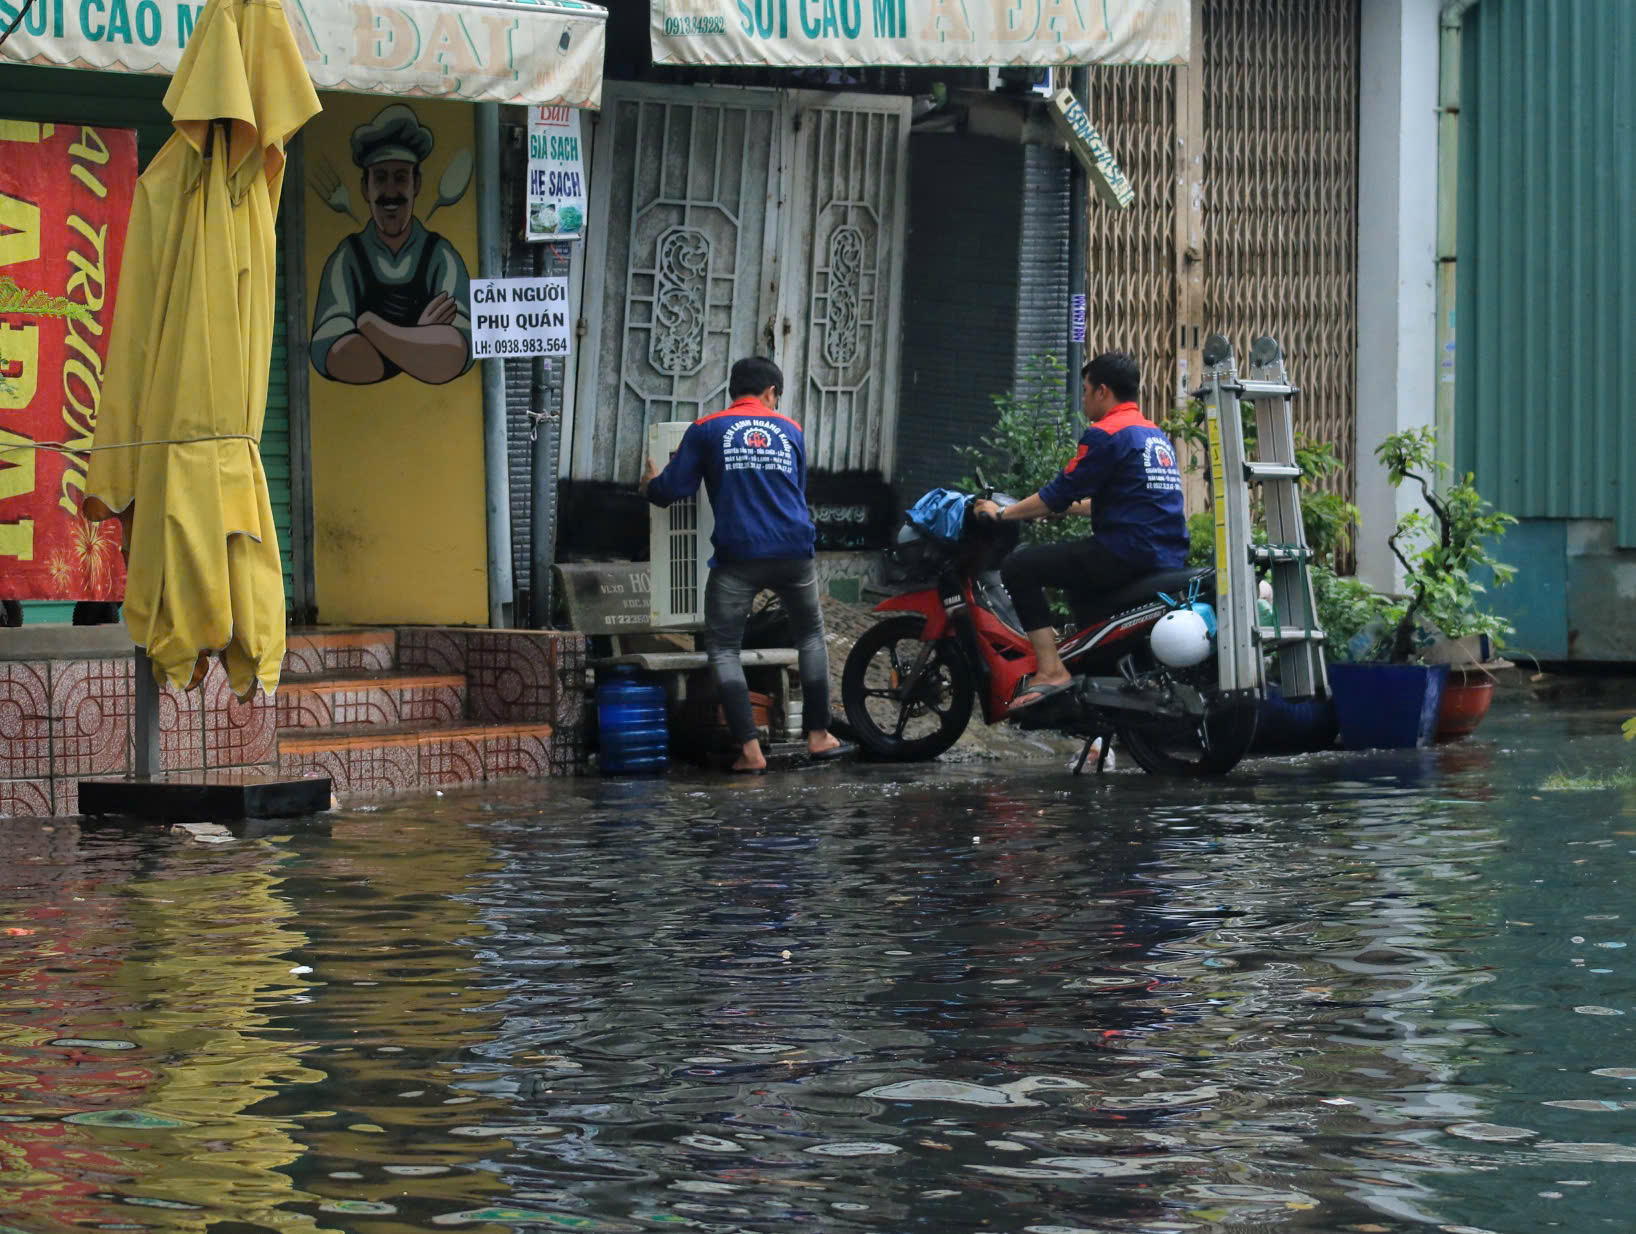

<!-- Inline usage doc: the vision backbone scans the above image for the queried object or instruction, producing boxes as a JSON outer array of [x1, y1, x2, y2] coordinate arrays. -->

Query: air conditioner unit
[[648, 421, 713, 629]]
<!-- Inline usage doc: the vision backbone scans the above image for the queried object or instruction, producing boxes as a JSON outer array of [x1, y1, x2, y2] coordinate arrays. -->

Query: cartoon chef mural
[[310, 104, 474, 385]]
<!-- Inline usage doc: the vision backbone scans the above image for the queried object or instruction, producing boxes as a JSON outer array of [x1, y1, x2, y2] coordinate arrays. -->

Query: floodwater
[[4, 702, 1636, 1234]]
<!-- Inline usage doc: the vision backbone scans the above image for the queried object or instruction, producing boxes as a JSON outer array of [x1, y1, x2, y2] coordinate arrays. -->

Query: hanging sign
[[1049, 88, 1134, 209], [526, 107, 588, 242], [0, 121, 137, 602], [650, 0, 1188, 69], [1070, 293, 1087, 343], [0, 0, 609, 110], [470, 276, 573, 359]]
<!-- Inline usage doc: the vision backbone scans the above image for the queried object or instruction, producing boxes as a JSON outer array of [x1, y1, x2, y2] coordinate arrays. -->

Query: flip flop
[[809, 741, 857, 762], [1008, 679, 1076, 713]]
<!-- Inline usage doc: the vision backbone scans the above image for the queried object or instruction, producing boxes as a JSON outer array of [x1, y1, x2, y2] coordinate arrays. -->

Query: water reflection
[[1, 703, 1634, 1232]]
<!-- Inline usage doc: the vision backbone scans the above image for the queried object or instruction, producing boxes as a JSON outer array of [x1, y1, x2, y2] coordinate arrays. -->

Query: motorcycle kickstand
[[1072, 731, 1116, 777]]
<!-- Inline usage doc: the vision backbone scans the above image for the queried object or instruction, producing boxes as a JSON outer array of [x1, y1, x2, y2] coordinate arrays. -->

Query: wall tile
[[203, 669, 278, 768], [0, 662, 52, 781], [160, 683, 205, 773], [396, 628, 468, 677], [484, 727, 552, 782], [50, 658, 133, 777], [0, 778, 53, 819], [420, 732, 484, 786]]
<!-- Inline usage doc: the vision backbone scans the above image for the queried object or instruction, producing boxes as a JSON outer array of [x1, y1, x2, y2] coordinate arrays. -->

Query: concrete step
[[275, 672, 465, 730], [279, 721, 554, 799], [283, 628, 397, 677]]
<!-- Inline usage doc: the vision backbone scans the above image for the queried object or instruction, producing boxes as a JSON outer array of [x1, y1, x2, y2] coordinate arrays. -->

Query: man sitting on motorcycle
[[972, 350, 1189, 712]]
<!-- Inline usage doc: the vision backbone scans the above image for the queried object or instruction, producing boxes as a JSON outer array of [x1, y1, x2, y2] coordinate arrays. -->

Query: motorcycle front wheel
[[842, 615, 975, 761], [1117, 695, 1260, 777]]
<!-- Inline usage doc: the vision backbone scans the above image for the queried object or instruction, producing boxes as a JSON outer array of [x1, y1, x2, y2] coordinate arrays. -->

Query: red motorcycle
[[839, 494, 1260, 775]]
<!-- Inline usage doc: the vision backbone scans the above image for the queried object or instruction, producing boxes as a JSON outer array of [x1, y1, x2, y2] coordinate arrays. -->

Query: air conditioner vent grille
[[648, 421, 713, 629]]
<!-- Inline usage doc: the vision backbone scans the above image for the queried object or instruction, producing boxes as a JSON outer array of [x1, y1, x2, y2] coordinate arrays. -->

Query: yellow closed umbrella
[[86, 0, 320, 699]]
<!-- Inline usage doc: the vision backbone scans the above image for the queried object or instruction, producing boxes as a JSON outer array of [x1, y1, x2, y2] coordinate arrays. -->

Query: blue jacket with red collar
[[1036, 402, 1189, 569], [645, 396, 816, 565]]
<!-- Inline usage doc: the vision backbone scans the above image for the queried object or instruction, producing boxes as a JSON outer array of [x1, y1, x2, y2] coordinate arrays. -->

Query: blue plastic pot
[[1327, 662, 1449, 750], [1253, 684, 1339, 754]]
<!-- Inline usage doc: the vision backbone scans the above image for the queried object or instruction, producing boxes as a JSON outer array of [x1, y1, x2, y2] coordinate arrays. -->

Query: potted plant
[[1325, 427, 1516, 749]]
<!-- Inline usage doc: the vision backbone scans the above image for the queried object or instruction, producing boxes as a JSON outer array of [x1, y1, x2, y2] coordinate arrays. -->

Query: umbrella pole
[[133, 647, 161, 778]]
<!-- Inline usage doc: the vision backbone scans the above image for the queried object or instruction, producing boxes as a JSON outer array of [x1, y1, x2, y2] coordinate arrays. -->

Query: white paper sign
[[526, 106, 588, 242], [470, 277, 573, 359]]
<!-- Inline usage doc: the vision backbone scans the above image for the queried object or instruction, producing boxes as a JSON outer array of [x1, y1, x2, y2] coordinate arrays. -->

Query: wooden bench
[[553, 561, 803, 743]]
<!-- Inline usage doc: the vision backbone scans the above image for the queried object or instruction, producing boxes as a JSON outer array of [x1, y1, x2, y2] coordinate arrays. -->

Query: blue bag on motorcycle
[[903, 488, 971, 542], [885, 489, 971, 585]]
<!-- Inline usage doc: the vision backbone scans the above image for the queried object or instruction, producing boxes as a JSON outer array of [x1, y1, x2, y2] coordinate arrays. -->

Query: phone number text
[[473, 336, 570, 358]]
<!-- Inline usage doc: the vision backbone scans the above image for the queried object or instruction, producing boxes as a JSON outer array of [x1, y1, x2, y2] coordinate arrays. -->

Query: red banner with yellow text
[[0, 121, 137, 601]]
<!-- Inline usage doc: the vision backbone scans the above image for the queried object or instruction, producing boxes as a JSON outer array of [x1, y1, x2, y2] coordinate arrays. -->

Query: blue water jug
[[596, 668, 669, 775]]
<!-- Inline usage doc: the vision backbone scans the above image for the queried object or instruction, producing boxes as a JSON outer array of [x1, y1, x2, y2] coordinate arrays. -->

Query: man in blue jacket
[[973, 350, 1189, 711], [641, 357, 848, 772]]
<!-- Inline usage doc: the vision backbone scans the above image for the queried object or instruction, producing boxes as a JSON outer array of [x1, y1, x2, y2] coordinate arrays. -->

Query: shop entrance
[[576, 82, 909, 484]]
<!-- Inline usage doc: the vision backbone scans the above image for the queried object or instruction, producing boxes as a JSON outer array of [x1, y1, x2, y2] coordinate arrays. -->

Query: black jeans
[[703, 556, 832, 745], [1000, 536, 1149, 632]]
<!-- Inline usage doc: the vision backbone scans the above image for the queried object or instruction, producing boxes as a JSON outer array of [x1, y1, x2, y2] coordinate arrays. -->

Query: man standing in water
[[641, 357, 851, 773]]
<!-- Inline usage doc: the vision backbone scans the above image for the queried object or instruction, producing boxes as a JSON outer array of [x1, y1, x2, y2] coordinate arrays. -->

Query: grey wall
[[894, 133, 1027, 504], [894, 134, 1074, 506]]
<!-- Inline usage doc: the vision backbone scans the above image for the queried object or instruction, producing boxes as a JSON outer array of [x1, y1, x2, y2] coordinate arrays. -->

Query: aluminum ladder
[[1196, 334, 1329, 702]]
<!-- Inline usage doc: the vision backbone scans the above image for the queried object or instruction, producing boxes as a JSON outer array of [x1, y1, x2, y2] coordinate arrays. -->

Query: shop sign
[[525, 106, 587, 242], [1048, 87, 1133, 209], [650, 0, 1188, 68], [0, 121, 137, 601], [470, 275, 572, 360], [0, 0, 609, 110]]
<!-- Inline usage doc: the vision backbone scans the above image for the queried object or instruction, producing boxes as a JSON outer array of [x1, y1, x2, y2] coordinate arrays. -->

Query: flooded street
[[4, 700, 1636, 1234]]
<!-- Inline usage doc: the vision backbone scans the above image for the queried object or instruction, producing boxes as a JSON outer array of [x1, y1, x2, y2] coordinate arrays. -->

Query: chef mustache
[[373, 195, 411, 208]]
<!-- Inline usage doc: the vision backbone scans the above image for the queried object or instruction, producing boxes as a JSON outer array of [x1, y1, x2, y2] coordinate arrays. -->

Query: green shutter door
[[4, 64, 297, 620]]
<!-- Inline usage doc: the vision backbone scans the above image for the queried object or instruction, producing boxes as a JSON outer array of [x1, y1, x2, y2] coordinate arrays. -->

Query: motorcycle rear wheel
[[1117, 696, 1260, 777], [842, 615, 975, 761]]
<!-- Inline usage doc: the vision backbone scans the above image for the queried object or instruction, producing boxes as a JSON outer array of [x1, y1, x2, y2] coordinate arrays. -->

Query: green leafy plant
[[1375, 427, 1517, 663], [956, 353, 1084, 548]]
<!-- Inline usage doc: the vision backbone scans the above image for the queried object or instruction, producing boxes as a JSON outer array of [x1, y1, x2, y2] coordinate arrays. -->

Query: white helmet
[[1150, 608, 1212, 668]]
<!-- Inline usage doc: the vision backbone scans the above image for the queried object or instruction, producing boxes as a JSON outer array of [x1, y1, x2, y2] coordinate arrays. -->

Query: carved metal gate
[[778, 92, 910, 477], [577, 83, 908, 483], [577, 84, 784, 481]]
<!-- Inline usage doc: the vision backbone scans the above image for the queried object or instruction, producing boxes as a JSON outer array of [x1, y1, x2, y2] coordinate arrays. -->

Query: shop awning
[[650, 0, 1188, 69], [0, 0, 608, 108]]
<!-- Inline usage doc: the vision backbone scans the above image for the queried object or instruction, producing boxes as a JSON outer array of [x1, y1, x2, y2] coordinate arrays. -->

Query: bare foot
[[731, 738, 767, 773], [807, 731, 842, 756]]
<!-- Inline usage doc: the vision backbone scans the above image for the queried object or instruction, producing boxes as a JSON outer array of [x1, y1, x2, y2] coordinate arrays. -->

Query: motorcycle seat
[[1068, 566, 1213, 627]]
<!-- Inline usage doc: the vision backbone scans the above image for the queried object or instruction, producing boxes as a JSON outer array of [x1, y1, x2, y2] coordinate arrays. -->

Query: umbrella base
[[78, 773, 332, 823]]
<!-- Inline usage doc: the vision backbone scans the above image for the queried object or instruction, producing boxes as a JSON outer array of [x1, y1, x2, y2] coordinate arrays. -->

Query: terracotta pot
[[1435, 669, 1494, 742]]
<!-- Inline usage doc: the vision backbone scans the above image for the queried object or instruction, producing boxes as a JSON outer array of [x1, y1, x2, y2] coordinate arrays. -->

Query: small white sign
[[526, 106, 587, 242], [470, 277, 572, 360]]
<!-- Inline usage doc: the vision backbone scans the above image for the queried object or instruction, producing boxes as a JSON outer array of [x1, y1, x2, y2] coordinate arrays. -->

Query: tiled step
[[276, 672, 465, 730], [279, 722, 554, 798], [283, 628, 397, 677]]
